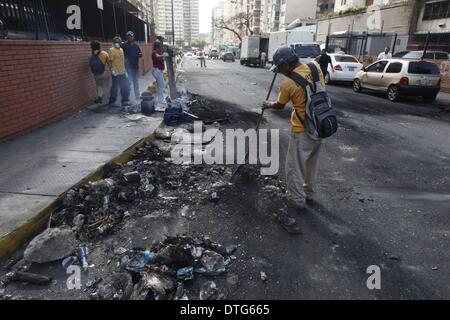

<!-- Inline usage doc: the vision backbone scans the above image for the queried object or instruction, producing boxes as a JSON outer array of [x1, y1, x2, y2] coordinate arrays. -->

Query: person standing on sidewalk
[[89, 41, 112, 105], [260, 51, 267, 68], [108, 36, 131, 107], [262, 47, 325, 235], [122, 31, 143, 101], [152, 42, 167, 105], [377, 47, 392, 60]]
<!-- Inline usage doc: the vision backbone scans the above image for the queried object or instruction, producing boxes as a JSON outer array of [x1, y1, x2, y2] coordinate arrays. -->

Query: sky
[[199, 0, 221, 33]]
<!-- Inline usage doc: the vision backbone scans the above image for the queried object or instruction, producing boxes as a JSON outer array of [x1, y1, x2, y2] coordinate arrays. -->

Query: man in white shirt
[[378, 47, 392, 60]]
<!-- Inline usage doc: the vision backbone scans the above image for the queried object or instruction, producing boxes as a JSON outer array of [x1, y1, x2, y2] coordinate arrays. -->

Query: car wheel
[[422, 94, 437, 103], [353, 79, 362, 92], [387, 85, 400, 102]]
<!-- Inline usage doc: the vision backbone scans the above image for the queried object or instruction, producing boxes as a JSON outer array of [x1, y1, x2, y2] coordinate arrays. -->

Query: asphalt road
[[181, 57, 450, 299]]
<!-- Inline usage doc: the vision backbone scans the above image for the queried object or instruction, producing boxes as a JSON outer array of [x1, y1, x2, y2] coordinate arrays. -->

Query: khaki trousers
[[285, 132, 322, 206], [94, 73, 111, 105]]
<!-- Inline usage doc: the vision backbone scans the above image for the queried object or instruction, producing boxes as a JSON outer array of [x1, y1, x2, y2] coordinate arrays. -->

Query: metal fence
[[0, 0, 148, 41]]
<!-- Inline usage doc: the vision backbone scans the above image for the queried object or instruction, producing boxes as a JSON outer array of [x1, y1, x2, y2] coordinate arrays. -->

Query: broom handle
[[256, 72, 278, 131]]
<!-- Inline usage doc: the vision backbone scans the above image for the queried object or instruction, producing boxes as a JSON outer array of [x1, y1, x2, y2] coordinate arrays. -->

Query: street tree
[[213, 12, 254, 44]]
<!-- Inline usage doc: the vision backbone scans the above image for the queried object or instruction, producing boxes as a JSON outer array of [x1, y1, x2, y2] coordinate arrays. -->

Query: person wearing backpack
[[89, 41, 112, 105], [262, 46, 338, 235]]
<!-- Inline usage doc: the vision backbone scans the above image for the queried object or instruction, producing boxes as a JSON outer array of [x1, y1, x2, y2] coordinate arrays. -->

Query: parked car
[[402, 50, 449, 60], [222, 52, 235, 62], [321, 54, 363, 83], [353, 59, 441, 102], [393, 50, 410, 58], [209, 49, 219, 59]]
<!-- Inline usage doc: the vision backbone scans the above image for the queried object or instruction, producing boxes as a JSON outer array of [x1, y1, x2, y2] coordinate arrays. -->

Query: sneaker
[[94, 97, 102, 104], [122, 101, 132, 107], [277, 211, 302, 235]]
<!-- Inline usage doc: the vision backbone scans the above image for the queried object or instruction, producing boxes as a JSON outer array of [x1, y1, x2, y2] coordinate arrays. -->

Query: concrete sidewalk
[[0, 72, 162, 238]]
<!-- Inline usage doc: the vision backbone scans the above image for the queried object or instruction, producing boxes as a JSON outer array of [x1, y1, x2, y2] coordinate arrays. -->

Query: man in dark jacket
[[316, 49, 334, 79], [122, 31, 143, 100]]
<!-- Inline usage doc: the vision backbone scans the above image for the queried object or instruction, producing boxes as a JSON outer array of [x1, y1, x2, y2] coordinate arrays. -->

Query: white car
[[325, 54, 363, 83]]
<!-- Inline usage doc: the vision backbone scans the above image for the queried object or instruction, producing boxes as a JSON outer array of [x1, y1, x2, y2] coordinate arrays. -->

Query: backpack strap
[[287, 71, 310, 128], [288, 71, 309, 89], [307, 62, 320, 83]]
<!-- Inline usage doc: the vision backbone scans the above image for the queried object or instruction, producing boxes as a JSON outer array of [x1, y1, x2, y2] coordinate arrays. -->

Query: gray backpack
[[289, 62, 338, 140]]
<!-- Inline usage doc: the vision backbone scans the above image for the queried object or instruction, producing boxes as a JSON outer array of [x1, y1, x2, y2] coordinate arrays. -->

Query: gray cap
[[126, 31, 135, 37], [270, 46, 299, 72]]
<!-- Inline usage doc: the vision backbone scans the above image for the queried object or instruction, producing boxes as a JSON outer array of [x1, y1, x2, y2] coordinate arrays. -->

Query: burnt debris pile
[[91, 235, 237, 300], [51, 143, 230, 240]]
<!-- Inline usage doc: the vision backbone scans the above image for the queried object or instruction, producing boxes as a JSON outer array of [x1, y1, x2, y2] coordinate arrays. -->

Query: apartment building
[[156, 0, 199, 45]]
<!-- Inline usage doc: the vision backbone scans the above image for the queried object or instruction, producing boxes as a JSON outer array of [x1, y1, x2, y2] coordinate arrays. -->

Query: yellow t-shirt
[[277, 62, 325, 133], [108, 47, 126, 75], [98, 51, 110, 74]]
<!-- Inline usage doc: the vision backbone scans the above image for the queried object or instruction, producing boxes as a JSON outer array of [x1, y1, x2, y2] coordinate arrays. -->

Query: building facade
[[279, 0, 318, 30], [156, 0, 199, 45]]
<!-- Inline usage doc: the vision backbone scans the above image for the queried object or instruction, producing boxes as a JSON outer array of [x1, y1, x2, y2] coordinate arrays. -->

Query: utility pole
[[171, 0, 175, 46]]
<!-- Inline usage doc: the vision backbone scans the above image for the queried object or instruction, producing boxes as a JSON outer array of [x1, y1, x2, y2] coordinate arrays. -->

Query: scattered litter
[[198, 250, 226, 276], [210, 192, 220, 204], [260, 271, 268, 282], [177, 267, 194, 281], [62, 256, 78, 270], [77, 246, 89, 272], [114, 247, 128, 255], [199, 281, 219, 300]]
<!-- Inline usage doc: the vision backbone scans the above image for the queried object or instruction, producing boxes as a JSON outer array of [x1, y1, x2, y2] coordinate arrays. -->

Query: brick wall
[[0, 40, 154, 141]]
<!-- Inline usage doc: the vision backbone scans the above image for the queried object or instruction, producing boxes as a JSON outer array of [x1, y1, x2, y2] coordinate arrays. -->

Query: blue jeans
[[152, 68, 165, 103], [109, 74, 130, 105], [127, 67, 140, 100]]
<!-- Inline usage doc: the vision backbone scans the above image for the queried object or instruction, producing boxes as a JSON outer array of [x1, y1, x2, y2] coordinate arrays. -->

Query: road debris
[[5, 271, 52, 285], [23, 228, 77, 264]]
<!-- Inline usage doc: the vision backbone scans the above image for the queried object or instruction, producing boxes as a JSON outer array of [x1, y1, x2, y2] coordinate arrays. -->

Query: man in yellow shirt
[[263, 47, 325, 234], [90, 41, 112, 105], [108, 36, 131, 107]]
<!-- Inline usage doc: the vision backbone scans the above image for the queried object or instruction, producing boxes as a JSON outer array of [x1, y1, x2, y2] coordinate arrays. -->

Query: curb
[[0, 128, 160, 262]]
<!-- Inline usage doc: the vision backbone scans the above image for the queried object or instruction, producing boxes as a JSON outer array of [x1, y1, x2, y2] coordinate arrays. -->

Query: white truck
[[268, 30, 315, 62], [240, 35, 269, 67]]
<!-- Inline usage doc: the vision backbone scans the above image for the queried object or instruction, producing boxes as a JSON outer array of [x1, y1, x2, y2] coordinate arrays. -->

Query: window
[[434, 52, 449, 59], [386, 62, 403, 73], [423, 0, 450, 20], [366, 61, 388, 73], [335, 55, 359, 63], [408, 61, 441, 75], [292, 44, 321, 58]]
